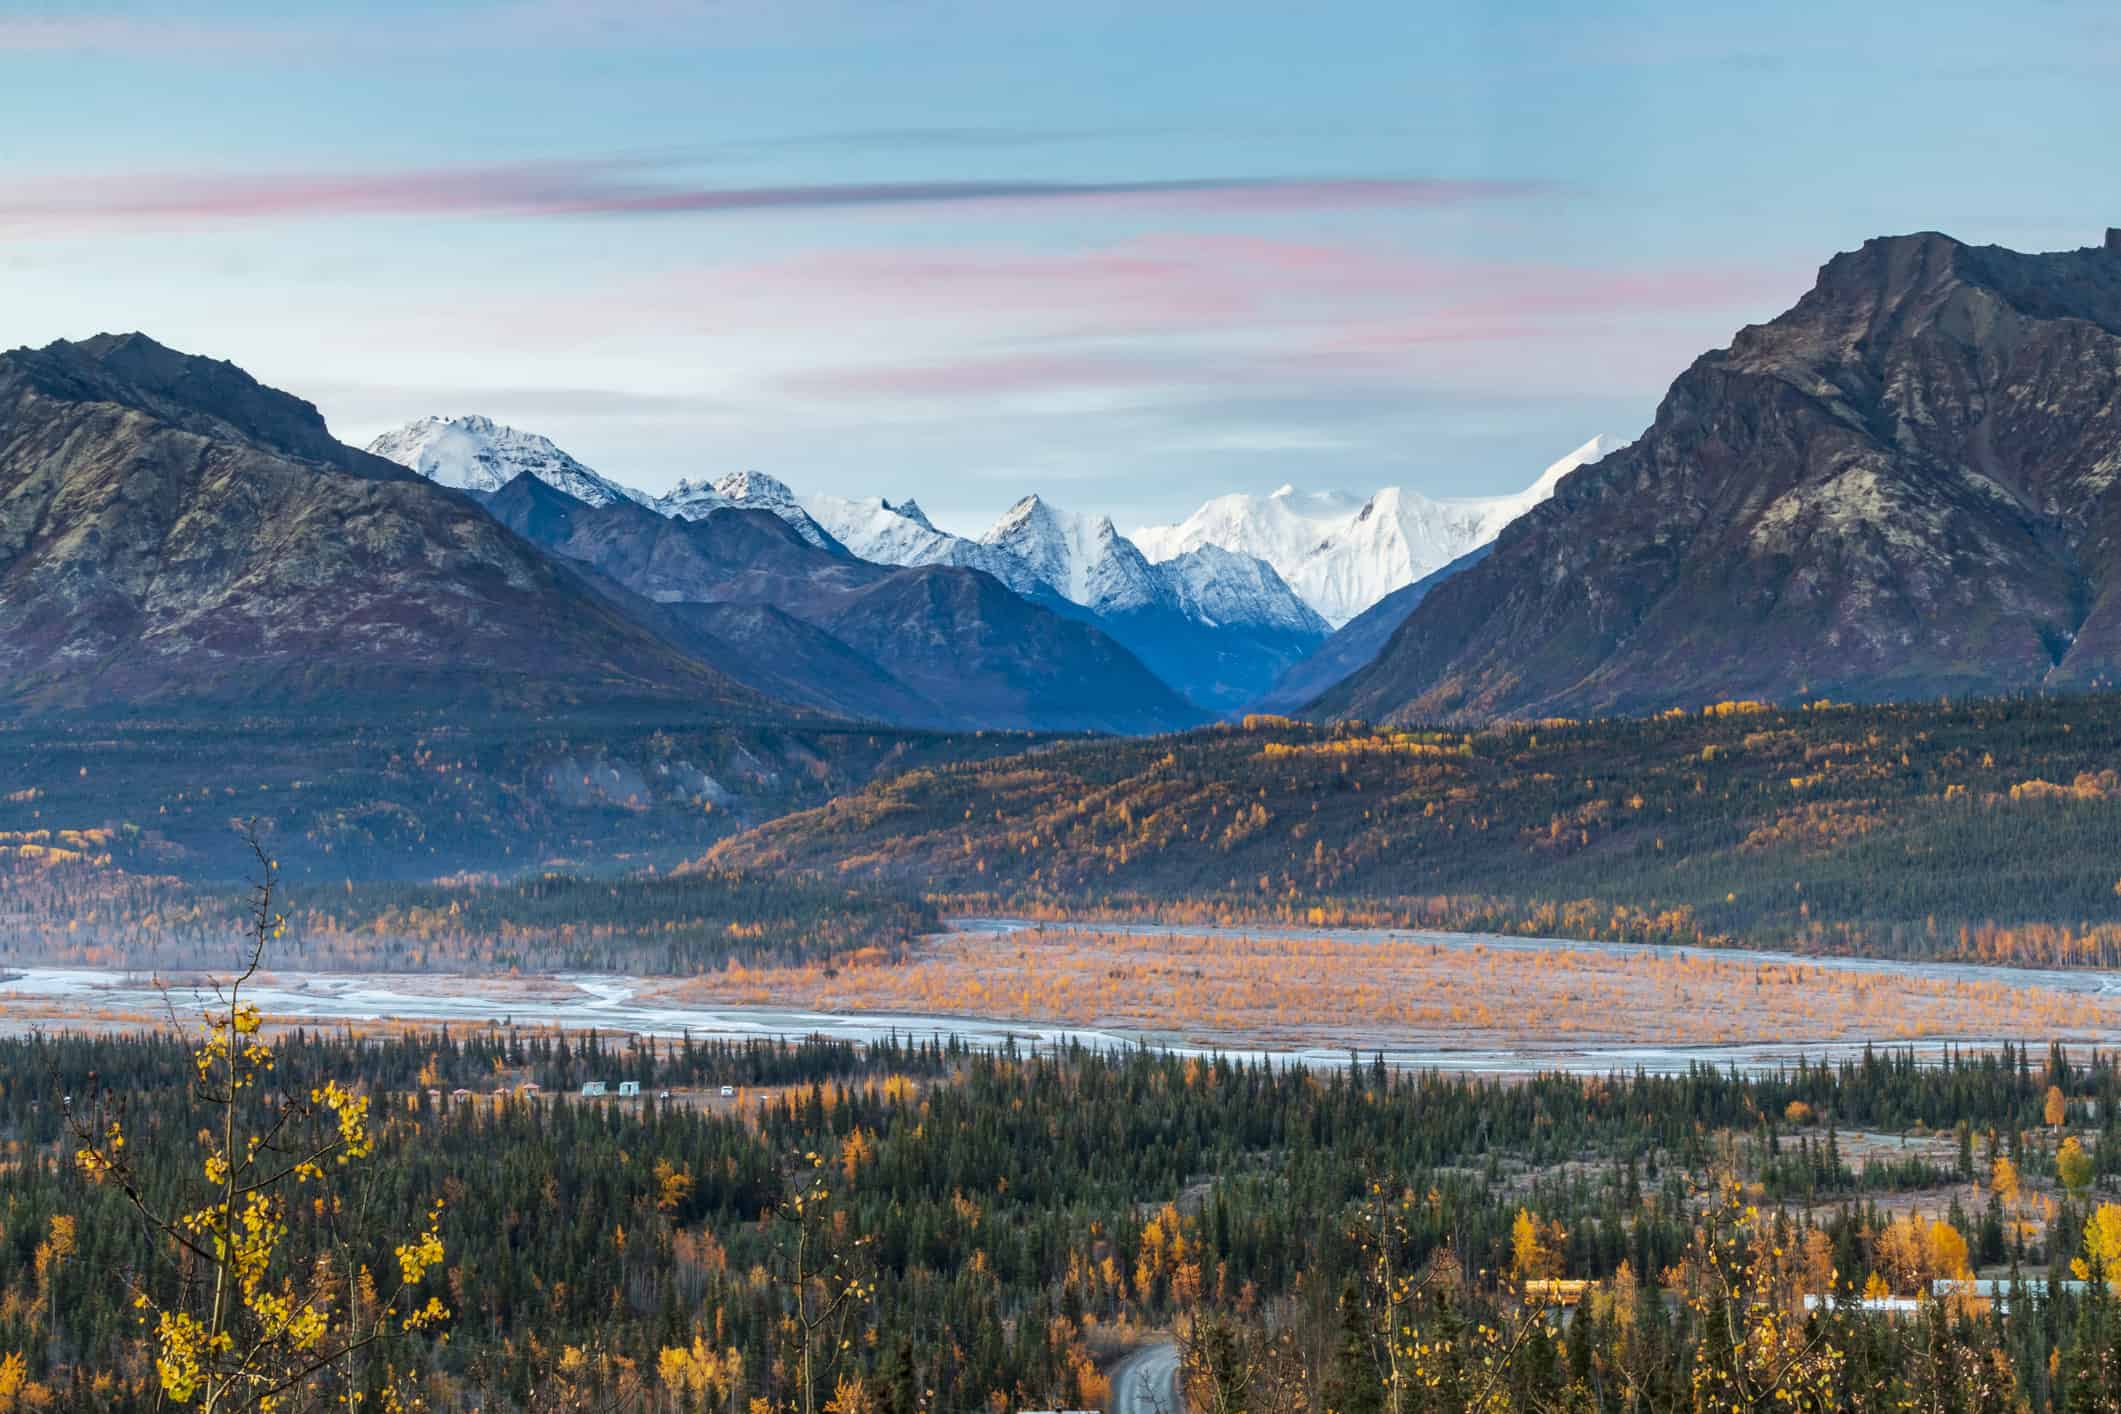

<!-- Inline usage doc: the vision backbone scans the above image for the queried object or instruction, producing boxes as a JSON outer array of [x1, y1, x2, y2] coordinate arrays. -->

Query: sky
[[3, 1, 2116, 534]]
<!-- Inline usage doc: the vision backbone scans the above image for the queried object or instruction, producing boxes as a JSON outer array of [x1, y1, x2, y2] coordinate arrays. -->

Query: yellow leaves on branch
[[2072, 1203, 2121, 1284], [311, 1080, 374, 1163]]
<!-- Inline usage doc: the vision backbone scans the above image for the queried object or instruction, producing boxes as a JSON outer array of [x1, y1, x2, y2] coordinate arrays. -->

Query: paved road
[[1109, 1341, 1182, 1414]]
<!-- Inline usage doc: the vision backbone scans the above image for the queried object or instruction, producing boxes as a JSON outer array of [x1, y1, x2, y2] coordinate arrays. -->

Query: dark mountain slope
[[482, 475, 1205, 735], [1249, 545, 1491, 714], [1321, 231, 2121, 723], [0, 335, 768, 713]]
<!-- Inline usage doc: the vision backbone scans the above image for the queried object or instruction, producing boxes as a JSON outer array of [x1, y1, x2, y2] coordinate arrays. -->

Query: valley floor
[[9, 915, 2121, 1075]]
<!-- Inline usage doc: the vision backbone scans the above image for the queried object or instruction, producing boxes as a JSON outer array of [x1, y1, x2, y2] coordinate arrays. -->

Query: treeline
[[0, 857, 936, 973], [0, 708, 1030, 886], [8, 1027, 2121, 1408], [714, 694, 2121, 965]]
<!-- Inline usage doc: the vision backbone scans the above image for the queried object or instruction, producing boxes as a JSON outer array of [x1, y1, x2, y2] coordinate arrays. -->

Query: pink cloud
[[0, 161, 1541, 238], [727, 238, 1803, 404]]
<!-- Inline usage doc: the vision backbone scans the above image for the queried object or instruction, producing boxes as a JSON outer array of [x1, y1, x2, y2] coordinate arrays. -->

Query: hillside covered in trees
[[0, 710, 1040, 886], [712, 695, 2121, 965], [0, 709, 1022, 971]]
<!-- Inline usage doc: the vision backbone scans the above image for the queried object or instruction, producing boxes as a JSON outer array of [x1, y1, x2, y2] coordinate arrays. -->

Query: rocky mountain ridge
[[1321, 230, 2121, 723], [0, 336, 767, 712]]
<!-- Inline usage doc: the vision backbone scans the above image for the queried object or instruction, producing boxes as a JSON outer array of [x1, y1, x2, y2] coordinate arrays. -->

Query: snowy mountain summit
[[1133, 435, 1614, 626], [669, 470, 839, 549], [802, 495, 1041, 593], [1158, 543, 1330, 635], [979, 495, 1173, 615], [365, 415, 650, 508]]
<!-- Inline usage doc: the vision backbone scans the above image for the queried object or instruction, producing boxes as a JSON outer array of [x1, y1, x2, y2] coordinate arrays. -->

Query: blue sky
[[3, 0, 2115, 532]]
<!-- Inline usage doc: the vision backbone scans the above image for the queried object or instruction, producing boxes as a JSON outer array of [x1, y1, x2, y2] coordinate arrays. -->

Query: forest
[[711, 696, 2121, 967], [0, 707, 990, 971], [0, 853, 935, 974], [0, 708, 1033, 885], [8, 1011, 2121, 1410]]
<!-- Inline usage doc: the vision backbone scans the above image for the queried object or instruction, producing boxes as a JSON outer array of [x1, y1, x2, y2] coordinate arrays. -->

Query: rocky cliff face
[[0, 335, 764, 711], [1321, 232, 2121, 723]]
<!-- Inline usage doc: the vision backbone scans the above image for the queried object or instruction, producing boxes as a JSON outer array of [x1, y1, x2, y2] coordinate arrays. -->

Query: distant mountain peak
[[690, 469, 839, 550], [713, 469, 800, 507], [658, 477, 731, 519], [365, 414, 650, 508], [1132, 440, 1610, 627], [886, 497, 935, 530], [981, 493, 1170, 613]]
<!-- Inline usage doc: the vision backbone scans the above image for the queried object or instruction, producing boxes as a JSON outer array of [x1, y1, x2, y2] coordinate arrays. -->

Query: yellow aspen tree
[[66, 827, 448, 1413]]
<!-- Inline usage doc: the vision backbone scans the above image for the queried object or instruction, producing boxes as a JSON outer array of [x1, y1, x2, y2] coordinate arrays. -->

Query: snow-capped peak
[[1523, 435, 1612, 499], [713, 469, 802, 512], [364, 414, 651, 509], [1159, 543, 1330, 636], [803, 493, 1044, 594], [656, 477, 733, 520], [886, 498, 935, 531], [1132, 435, 1615, 626], [980, 495, 1170, 614], [658, 469, 838, 549]]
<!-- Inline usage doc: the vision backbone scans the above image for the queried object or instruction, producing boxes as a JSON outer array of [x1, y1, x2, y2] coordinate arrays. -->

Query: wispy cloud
[[593, 235, 1797, 404], [0, 161, 1542, 238]]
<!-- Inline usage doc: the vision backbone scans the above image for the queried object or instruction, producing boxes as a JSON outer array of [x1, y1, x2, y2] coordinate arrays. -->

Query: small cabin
[[449, 1087, 473, 1100], [581, 1081, 607, 1098], [618, 1081, 641, 1098], [1523, 1279, 1591, 1307], [519, 1082, 540, 1095]]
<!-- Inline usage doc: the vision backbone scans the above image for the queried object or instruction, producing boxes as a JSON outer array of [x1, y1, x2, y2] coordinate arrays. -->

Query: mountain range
[[365, 418, 1344, 712], [827, 490, 1333, 711], [1323, 228, 2121, 722], [475, 473, 1200, 733]]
